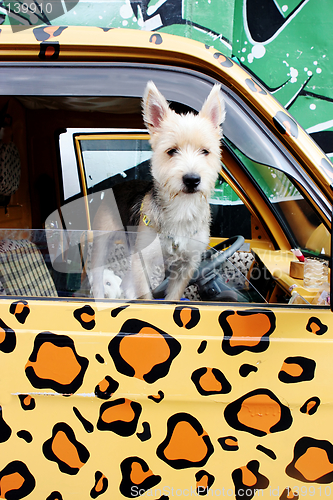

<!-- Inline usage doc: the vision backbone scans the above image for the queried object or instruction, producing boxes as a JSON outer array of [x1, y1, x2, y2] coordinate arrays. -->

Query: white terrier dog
[[92, 81, 225, 300]]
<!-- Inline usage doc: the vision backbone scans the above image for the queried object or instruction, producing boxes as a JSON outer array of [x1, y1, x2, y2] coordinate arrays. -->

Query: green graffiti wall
[[1, 0, 332, 157]]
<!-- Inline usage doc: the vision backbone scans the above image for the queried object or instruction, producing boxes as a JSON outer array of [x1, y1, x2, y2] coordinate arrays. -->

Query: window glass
[[78, 135, 152, 190], [227, 140, 330, 258]]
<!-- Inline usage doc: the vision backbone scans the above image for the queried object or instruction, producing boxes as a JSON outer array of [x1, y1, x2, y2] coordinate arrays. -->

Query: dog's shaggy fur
[[91, 81, 225, 300]]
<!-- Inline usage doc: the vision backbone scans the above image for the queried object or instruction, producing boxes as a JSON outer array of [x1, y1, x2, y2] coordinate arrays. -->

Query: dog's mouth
[[182, 185, 200, 194]]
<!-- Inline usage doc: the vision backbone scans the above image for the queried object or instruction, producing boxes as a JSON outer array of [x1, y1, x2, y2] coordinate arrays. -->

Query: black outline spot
[[232, 460, 269, 500], [97, 398, 142, 436], [73, 407, 94, 433], [256, 444, 276, 460], [17, 430, 33, 443], [156, 412, 214, 469], [306, 317, 328, 336], [0, 318, 16, 353], [90, 471, 108, 498], [286, 437, 333, 483], [95, 375, 119, 399], [25, 332, 89, 395], [74, 305, 96, 330], [191, 367, 231, 395], [149, 33, 163, 44], [218, 436, 239, 451], [239, 364, 258, 377], [197, 341, 207, 354], [148, 390, 164, 403], [18, 394, 36, 411], [278, 356, 316, 384], [108, 319, 181, 384], [0, 461, 35, 498], [213, 52, 233, 67], [300, 397, 320, 415], [9, 300, 30, 324], [137, 422, 151, 442], [224, 388, 293, 437], [219, 309, 276, 356], [43, 422, 90, 475], [195, 470, 215, 495], [119, 457, 161, 498], [173, 306, 200, 329], [0, 406, 11, 443]]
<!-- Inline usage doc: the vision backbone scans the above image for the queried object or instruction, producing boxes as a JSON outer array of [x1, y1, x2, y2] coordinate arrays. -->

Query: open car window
[[0, 63, 330, 306]]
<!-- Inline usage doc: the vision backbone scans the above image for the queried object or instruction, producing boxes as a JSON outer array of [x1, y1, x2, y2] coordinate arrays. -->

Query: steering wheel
[[152, 235, 245, 301]]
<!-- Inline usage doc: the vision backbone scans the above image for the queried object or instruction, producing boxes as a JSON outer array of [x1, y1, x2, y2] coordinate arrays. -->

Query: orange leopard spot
[[97, 399, 142, 436], [51, 431, 85, 471], [26, 343, 81, 385], [228, 313, 271, 347], [219, 310, 275, 355], [279, 357, 316, 384], [0, 462, 35, 498], [232, 460, 269, 500], [237, 394, 281, 435], [101, 398, 135, 424], [157, 413, 214, 469], [120, 457, 161, 497], [81, 313, 95, 324], [199, 368, 222, 392], [241, 465, 257, 487], [295, 447, 333, 482], [119, 327, 170, 380], [225, 389, 292, 437], [0, 472, 24, 497], [43, 423, 89, 475], [130, 461, 153, 484], [25, 333, 88, 394], [164, 421, 210, 463], [109, 319, 181, 384], [192, 367, 231, 396], [281, 362, 303, 377], [286, 437, 333, 483], [180, 308, 192, 327]]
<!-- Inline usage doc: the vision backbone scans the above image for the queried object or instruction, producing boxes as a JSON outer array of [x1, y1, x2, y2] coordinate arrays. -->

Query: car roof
[[0, 25, 332, 202]]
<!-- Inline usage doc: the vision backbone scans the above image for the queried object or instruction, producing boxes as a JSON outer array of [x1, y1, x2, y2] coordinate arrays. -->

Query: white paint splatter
[[120, 2, 133, 19], [307, 70, 313, 76], [316, 68, 322, 74], [247, 54, 253, 63], [283, 60, 289, 67], [122, 20, 128, 26], [282, 5, 288, 12], [310, 104, 316, 110], [313, 61, 318, 65], [290, 67, 298, 83], [304, 67, 308, 72], [252, 44, 266, 58], [241, 57, 245, 62]]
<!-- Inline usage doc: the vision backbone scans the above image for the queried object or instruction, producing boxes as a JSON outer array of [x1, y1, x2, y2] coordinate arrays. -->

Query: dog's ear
[[143, 81, 170, 133], [199, 84, 226, 132]]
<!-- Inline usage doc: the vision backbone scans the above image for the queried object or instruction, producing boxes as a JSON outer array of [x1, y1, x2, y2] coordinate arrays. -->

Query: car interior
[[0, 64, 330, 305]]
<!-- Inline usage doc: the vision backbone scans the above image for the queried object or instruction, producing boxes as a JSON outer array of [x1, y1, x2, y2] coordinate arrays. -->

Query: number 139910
[[5, 2, 53, 14]]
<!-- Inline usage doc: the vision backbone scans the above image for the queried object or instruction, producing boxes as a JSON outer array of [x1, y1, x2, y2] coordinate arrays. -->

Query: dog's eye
[[167, 148, 178, 157], [201, 149, 210, 155]]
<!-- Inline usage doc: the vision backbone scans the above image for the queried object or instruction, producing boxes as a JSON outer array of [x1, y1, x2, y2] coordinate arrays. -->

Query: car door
[[0, 59, 332, 499]]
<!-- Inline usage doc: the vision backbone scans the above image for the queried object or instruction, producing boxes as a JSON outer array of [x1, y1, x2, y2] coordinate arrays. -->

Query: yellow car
[[0, 26, 332, 499]]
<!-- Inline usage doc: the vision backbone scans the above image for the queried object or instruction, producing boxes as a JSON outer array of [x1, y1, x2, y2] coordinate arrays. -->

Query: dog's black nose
[[183, 173, 201, 191]]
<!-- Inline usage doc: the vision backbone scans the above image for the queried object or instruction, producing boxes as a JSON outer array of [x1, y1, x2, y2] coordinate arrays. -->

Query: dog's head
[[142, 81, 225, 199]]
